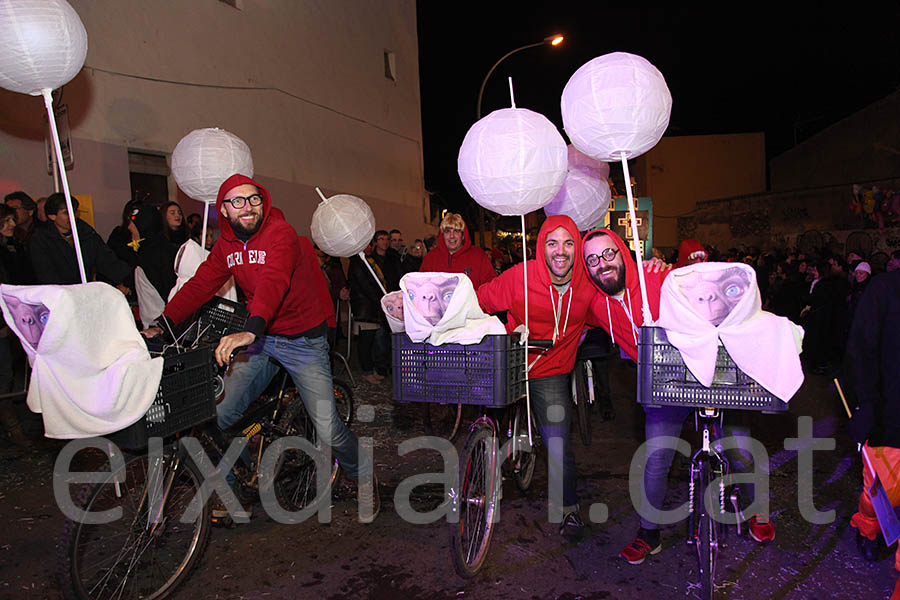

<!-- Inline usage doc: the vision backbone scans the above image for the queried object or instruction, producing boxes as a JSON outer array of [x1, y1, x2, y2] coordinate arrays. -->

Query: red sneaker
[[748, 515, 774, 543], [619, 534, 662, 565]]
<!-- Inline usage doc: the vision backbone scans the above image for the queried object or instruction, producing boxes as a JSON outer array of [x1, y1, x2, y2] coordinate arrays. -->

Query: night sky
[[416, 3, 900, 215]]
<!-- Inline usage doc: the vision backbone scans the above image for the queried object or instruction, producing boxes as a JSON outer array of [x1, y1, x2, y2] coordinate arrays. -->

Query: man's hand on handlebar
[[215, 331, 256, 367], [141, 326, 163, 338]]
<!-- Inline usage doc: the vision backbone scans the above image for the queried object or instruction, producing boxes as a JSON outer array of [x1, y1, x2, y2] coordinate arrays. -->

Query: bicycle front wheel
[[695, 465, 718, 600], [59, 450, 210, 600], [333, 378, 354, 426], [511, 402, 537, 492], [423, 402, 463, 442], [450, 420, 499, 578], [573, 360, 592, 447]]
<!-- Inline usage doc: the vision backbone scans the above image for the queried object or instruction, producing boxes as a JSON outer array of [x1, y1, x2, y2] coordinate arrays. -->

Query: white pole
[[521, 214, 532, 446], [620, 152, 652, 325], [508, 77, 516, 109], [201, 202, 210, 250], [42, 88, 86, 284], [357, 251, 387, 295]]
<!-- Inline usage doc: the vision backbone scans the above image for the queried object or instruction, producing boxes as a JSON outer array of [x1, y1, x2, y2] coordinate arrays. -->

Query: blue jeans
[[529, 373, 578, 519], [639, 405, 757, 530], [218, 334, 367, 481]]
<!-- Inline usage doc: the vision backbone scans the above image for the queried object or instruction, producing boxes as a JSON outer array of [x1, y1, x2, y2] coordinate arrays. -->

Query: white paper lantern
[[310, 194, 375, 258], [543, 166, 612, 232], [171, 128, 254, 204], [457, 108, 567, 216], [567, 144, 610, 178], [561, 52, 672, 161], [0, 0, 88, 96]]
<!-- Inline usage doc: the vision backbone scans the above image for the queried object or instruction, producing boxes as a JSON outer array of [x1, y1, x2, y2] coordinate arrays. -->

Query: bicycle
[[638, 325, 789, 600], [57, 299, 344, 599]]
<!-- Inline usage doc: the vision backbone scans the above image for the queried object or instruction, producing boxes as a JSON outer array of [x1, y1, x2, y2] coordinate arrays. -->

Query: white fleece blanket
[[395, 272, 505, 345], [0, 282, 164, 438], [168, 239, 237, 302], [657, 262, 804, 402]]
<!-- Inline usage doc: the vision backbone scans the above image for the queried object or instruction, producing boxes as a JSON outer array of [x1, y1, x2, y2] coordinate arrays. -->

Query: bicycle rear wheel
[[450, 420, 499, 578], [573, 360, 592, 447], [59, 450, 210, 600], [511, 402, 537, 492], [273, 401, 341, 512], [423, 402, 463, 442], [333, 378, 354, 426]]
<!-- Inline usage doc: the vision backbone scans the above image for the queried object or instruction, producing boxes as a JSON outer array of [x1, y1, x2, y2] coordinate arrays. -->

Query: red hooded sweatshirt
[[477, 215, 593, 379], [164, 174, 333, 340], [675, 238, 708, 269], [585, 228, 669, 362], [420, 225, 496, 289]]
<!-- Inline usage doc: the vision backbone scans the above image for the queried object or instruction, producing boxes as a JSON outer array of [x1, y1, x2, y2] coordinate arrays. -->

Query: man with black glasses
[[146, 174, 378, 523]]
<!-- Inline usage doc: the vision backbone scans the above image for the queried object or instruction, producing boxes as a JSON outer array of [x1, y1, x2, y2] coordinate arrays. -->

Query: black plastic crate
[[392, 333, 525, 408], [637, 326, 789, 413], [194, 297, 249, 346], [109, 347, 217, 450]]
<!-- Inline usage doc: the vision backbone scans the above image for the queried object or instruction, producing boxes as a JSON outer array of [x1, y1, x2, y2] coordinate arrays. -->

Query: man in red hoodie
[[150, 174, 377, 523], [477, 214, 593, 535], [583, 228, 772, 565], [420, 212, 496, 289]]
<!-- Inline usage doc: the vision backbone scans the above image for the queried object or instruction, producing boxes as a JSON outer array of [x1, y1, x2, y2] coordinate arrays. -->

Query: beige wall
[[0, 0, 426, 241], [633, 133, 766, 248]]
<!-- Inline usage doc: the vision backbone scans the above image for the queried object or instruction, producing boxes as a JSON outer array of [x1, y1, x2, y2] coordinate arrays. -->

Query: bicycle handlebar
[[526, 339, 554, 349]]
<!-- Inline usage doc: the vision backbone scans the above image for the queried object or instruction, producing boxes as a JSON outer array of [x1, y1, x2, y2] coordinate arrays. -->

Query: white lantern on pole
[[560, 52, 673, 324], [543, 167, 611, 232], [310, 189, 382, 294], [560, 52, 671, 162], [310, 192, 375, 258], [172, 128, 254, 204], [0, 0, 88, 96], [171, 128, 254, 247], [0, 0, 89, 282], [457, 107, 567, 216]]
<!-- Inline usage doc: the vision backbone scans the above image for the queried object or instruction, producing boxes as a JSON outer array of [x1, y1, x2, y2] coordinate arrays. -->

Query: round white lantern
[[457, 107, 567, 216], [561, 52, 672, 161], [0, 0, 88, 96], [171, 128, 254, 204], [310, 193, 375, 258], [567, 144, 610, 178], [543, 166, 611, 232]]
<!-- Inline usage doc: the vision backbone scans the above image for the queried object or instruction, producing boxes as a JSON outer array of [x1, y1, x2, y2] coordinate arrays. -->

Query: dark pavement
[[0, 351, 894, 599]]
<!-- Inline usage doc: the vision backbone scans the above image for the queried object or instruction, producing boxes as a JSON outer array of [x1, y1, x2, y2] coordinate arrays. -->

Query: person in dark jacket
[[146, 174, 378, 522], [371, 230, 403, 292], [846, 270, 900, 595], [29, 193, 131, 291], [347, 252, 390, 383]]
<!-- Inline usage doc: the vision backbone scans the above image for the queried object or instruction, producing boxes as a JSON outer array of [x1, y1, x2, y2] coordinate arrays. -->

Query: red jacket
[[586, 228, 669, 361], [477, 215, 594, 379], [164, 174, 332, 339], [420, 226, 496, 289]]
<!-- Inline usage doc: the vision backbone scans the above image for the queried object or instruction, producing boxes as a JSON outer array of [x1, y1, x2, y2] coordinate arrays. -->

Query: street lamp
[[474, 34, 565, 245]]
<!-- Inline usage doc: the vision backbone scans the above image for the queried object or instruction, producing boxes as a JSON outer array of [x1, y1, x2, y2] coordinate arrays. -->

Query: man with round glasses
[[146, 174, 378, 524], [582, 228, 773, 565]]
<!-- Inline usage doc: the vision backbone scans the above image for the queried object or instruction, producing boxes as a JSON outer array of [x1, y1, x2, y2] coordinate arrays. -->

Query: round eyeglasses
[[585, 247, 620, 267]]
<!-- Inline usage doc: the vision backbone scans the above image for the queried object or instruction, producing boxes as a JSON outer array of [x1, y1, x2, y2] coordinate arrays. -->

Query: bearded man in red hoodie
[[583, 228, 772, 565], [147, 174, 378, 523], [477, 215, 593, 535]]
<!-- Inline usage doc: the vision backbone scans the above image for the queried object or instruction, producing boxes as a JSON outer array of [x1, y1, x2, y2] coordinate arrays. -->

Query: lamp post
[[474, 34, 564, 246]]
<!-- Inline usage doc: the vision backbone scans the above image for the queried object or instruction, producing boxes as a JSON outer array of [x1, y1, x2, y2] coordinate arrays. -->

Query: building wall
[[632, 133, 766, 248], [0, 0, 426, 241], [770, 90, 900, 191]]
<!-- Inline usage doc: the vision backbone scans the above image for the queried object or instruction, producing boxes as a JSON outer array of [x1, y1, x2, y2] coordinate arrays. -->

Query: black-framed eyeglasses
[[224, 194, 263, 209], [585, 247, 620, 267]]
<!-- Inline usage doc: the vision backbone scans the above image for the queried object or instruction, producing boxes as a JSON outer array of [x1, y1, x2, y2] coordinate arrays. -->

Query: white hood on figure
[[657, 261, 804, 401]]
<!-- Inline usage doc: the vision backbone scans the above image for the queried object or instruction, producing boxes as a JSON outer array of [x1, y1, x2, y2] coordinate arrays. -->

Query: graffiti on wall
[[851, 185, 900, 229]]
